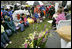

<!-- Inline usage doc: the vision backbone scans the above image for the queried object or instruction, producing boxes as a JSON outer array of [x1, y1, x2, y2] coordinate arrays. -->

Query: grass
[[7, 18, 52, 48]]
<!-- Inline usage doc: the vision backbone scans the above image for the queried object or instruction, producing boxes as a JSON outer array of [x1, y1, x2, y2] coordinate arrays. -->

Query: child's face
[[57, 12, 60, 15], [23, 15, 26, 18]]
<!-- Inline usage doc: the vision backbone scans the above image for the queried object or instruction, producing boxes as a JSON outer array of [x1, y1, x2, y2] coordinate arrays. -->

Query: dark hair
[[10, 6, 13, 10], [21, 13, 24, 16], [64, 8, 69, 12], [8, 17, 11, 21]]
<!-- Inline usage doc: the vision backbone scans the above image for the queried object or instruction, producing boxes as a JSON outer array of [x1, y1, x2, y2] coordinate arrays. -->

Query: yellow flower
[[29, 33, 33, 36]]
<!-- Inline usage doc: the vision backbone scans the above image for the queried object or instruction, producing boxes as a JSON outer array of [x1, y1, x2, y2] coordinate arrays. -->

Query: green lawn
[[7, 18, 52, 48]]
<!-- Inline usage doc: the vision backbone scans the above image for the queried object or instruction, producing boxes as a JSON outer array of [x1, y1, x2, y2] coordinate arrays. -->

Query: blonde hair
[[57, 9, 62, 14]]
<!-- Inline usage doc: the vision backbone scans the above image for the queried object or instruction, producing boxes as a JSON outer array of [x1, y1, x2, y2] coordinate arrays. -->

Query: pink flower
[[42, 38, 46, 42], [39, 33, 42, 38], [25, 43, 28, 48]]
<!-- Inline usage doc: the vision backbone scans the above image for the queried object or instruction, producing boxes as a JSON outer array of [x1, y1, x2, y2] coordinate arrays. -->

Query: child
[[45, 6, 49, 18], [1, 25, 12, 48], [40, 10, 44, 22], [34, 11, 39, 19], [52, 12, 58, 27], [14, 14, 25, 32], [7, 17, 17, 34], [55, 9, 66, 24], [22, 14, 29, 27], [1, 19, 12, 36], [48, 5, 55, 19]]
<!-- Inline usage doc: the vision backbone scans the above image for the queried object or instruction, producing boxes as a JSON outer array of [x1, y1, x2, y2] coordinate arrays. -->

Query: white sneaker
[[40, 20, 42, 22], [9, 41, 12, 44], [5, 43, 9, 47], [4, 46, 6, 48]]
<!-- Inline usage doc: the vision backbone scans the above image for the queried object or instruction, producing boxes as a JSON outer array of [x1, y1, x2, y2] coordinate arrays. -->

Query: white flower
[[38, 47, 40, 48]]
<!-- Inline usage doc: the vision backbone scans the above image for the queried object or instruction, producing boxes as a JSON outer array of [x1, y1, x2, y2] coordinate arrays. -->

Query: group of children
[[1, 4, 56, 48]]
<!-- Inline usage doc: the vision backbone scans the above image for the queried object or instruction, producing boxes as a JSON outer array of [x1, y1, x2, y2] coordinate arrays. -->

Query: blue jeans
[[1, 32, 10, 44], [18, 24, 25, 32], [5, 29, 12, 36], [1, 42, 5, 48]]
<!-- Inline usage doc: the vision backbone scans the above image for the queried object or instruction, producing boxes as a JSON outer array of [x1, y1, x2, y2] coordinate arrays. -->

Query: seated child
[[1, 25, 12, 48], [34, 12, 39, 19], [40, 10, 44, 22], [7, 17, 17, 34], [22, 14, 29, 27], [1, 19, 12, 36], [55, 9, 66, 24], [14, 14, 25, 32]]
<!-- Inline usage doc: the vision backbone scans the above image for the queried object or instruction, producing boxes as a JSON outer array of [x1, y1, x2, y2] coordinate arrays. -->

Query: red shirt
[[34, 7, 38, 13], [1, 12, 3, 18], [17, 14, 20, 20]]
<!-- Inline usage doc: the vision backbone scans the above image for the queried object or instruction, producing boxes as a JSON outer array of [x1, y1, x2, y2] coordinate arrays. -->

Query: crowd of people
[[1, 2, 71, 48]]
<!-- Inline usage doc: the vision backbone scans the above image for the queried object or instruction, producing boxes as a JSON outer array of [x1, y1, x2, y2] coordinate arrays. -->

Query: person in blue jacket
[[7, 17, 17, 34], [34, 12, 39, 19], [7, 8, 13, 20]]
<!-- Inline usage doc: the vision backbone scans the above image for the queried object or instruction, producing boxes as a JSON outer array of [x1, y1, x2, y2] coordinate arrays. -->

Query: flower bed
[[20, 25, 50, 48]]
